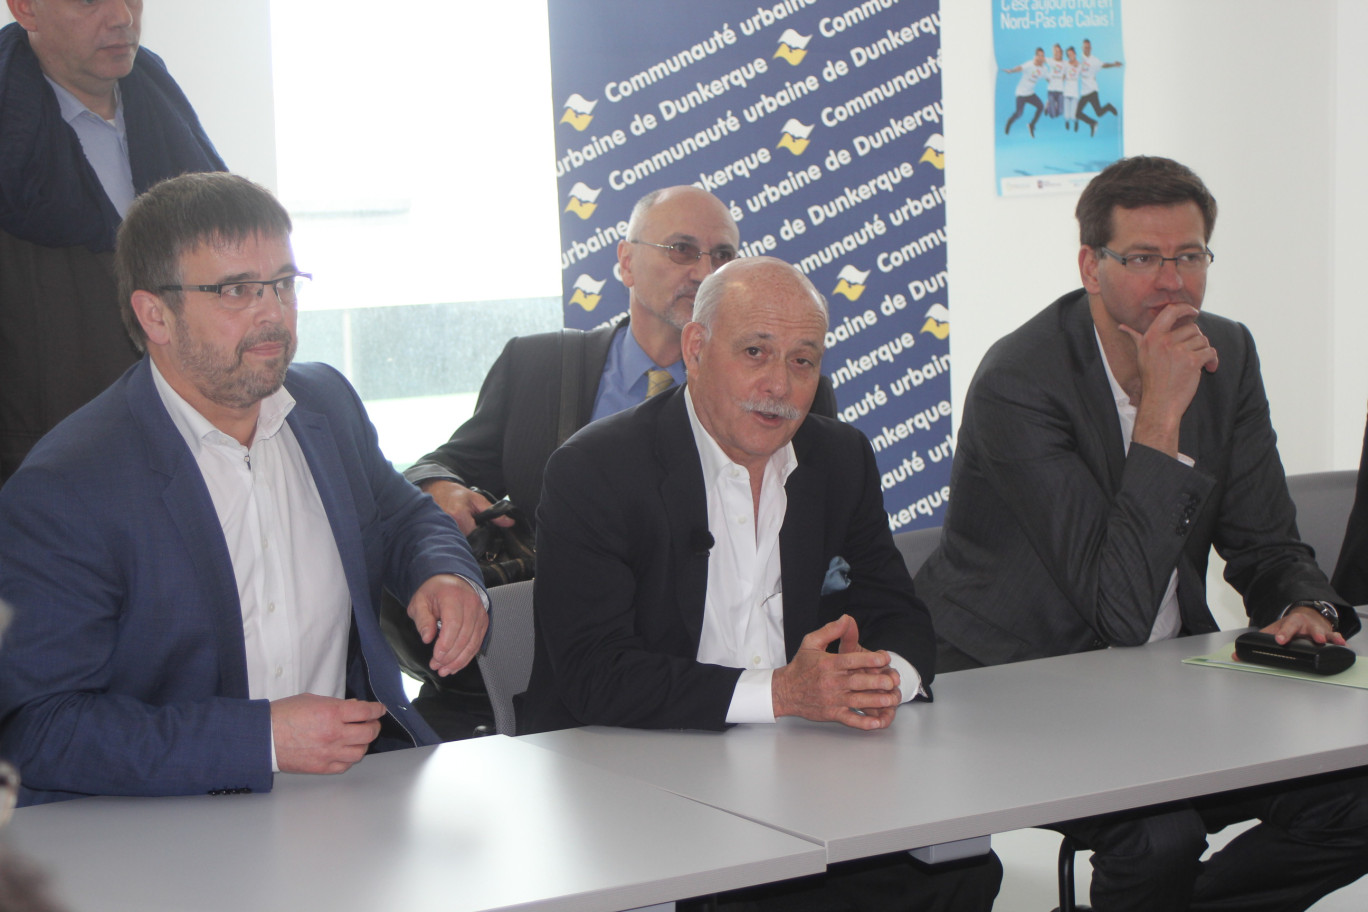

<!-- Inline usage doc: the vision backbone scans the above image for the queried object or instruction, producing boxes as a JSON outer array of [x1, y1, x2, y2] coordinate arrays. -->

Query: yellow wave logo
[[569, 274, 608, 312], [832, 265, 871, 301], [921, 303, 950, 339], [919, 133, 945, 170], [777, 118, 813, 156], [565, 182, 601, 220], [773, 29, 811, 66], [560, 93, 598, 132]]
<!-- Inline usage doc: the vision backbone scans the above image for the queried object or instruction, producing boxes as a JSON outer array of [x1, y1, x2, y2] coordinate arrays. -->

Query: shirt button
[[274, 666, 283, 678], [267, 602, 276, 614], [752, 655, 762, 666]]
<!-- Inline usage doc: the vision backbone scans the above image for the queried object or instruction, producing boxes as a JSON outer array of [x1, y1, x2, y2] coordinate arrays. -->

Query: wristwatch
[[1293, 600, 1340, 630]]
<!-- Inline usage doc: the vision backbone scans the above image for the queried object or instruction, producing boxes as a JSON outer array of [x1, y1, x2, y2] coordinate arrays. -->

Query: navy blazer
[[0, 359, 480, 804], [518, 385, 934, 734]]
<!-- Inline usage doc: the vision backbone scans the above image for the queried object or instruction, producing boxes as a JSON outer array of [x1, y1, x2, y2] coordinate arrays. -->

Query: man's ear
[[1079, 246, 1102, 294], [7, 0, 38, 31], [130, 290, 173, 347], [617, 238, 636, 289], [681, 321, 705, 370]]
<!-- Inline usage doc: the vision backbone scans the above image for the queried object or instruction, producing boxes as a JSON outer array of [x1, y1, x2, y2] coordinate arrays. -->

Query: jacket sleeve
[[0, 466, 274, 803], [531, 438, 741, 731], [964, 353, 1213, 648]]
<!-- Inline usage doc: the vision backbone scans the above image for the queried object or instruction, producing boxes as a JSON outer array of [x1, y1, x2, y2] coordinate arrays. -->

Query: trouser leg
[[1051, 803, 1207, 912], [1190, 767, 1368, 912]]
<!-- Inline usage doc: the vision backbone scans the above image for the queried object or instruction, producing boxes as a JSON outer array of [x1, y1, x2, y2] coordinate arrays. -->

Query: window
[[270, 0, 563, 467]]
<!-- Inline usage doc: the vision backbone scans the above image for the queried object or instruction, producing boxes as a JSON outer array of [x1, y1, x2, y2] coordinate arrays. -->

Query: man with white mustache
[[521, 256, 1000, 912]]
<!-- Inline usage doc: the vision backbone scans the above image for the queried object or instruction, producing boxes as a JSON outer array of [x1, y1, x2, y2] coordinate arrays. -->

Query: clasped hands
[[772, 614, 902, 731]]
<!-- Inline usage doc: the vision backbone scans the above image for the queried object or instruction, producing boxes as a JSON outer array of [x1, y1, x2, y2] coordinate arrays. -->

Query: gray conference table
[[3, 733, 824, 912], [521, 630, 1368, 864]]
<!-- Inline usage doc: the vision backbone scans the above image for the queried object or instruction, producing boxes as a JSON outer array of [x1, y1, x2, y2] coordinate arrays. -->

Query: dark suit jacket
[[517, 385, 934, 734], [915, 289, 1353, 668], [406, 317, 839, 528], [1333, 420, 1368, 605], [0, 359, 481, 804]]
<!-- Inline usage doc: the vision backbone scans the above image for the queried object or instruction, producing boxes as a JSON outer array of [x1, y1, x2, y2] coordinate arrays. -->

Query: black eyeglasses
[[1097, 248, 1214, 274], [159, 273, 312, 311], [631, 240, 737, 269]]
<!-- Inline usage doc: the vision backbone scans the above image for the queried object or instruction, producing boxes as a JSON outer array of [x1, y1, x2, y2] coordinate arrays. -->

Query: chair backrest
[[893, 525, 944, 577], [1286, 470, 1358, 577], [476, 578, 537, 736]]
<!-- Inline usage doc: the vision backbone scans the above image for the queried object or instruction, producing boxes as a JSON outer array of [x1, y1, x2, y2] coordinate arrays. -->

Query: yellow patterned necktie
[[645, 368, 675, 399]]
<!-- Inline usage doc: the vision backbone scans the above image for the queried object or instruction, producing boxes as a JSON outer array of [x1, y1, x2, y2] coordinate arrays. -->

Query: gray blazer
[[915, 289, 1352, 667]]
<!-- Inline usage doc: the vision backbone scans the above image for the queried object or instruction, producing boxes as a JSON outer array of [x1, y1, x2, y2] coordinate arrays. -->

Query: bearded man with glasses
[[0, 172, 486, 804], [914, 155, 1368, 911]]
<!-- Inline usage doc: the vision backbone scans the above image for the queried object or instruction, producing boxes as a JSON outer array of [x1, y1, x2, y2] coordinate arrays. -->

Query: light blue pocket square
[[821, 556, 851, 595]]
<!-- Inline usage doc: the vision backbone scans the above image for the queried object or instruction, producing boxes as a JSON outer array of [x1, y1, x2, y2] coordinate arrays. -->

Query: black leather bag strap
[[556, 329, 585, 447]]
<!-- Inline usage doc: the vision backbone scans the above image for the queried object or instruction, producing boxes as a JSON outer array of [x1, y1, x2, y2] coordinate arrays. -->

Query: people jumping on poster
[[1062, 46, 1081, 132], [1045, 44, 1065, 119], [1003, 48, 1047, 137], [1076, 38, 1123, 137]]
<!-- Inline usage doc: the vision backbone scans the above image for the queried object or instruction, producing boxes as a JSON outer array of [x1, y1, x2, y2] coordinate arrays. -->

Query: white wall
[[944, 0, 1364, 476]]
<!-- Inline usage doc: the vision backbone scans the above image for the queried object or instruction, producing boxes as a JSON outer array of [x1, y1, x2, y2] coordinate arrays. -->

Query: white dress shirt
[[152, 363, 351, 762], [685, 389, 919, 722]]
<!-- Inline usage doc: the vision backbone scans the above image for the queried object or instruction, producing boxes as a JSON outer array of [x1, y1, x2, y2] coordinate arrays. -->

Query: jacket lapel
[[654, 389, 711, 647], [285, 402, 369, 614], [779, 424, 826, 657], [126, 359, 250, 698], [1062, 292, 1129, 492]]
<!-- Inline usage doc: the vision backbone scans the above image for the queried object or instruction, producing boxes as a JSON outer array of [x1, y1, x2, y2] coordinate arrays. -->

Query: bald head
[[618, 185, 739, 366], [692, 256, 828, 334]]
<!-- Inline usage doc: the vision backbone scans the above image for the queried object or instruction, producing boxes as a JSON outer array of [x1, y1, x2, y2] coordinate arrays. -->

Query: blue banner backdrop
[[548, 0, 952, 531]]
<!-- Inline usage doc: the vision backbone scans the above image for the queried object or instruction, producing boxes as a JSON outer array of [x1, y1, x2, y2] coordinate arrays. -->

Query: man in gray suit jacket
[[915, 156, 1368, 911]]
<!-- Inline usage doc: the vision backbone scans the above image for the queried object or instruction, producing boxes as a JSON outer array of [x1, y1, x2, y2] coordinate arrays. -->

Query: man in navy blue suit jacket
[[0, 172, 486, 805]]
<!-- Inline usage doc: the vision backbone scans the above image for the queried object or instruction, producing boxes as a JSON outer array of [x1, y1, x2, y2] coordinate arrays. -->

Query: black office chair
[[1052, 834, 1090, 911]]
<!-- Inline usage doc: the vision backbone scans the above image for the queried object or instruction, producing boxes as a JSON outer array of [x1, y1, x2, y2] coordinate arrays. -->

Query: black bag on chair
[[463, 495, 536, 588]]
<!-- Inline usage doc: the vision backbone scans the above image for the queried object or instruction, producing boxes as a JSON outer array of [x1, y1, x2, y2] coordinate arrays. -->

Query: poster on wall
[[993, 0, 1124, 196], [548, 0, 953, 531]]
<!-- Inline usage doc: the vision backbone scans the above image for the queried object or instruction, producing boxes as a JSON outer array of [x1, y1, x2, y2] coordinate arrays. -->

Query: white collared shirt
[[1096, 331, 1186, 642], [685, 389, 919, 722], [151, 362, 351, 712]]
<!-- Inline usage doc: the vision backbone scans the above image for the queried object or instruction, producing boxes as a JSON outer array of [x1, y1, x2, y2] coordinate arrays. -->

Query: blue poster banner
[[993, 0, 1124, 196], [548, 0, 952, 531]]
